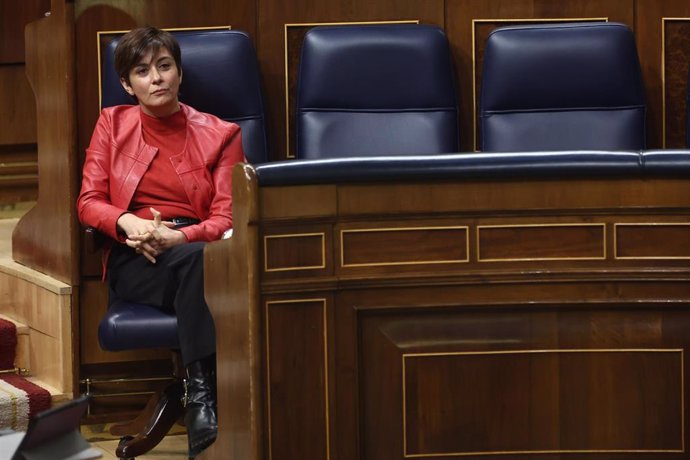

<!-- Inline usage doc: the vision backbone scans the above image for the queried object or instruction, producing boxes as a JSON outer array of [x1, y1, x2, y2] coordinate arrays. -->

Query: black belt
[[171, 217, 200, 228]]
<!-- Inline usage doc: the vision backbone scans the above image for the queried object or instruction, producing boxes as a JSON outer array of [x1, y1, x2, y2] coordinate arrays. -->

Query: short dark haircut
[[114, 26, 182, 85]]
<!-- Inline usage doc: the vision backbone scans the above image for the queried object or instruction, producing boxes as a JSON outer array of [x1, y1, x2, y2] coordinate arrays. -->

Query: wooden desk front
[[202, 164, 690, 460]]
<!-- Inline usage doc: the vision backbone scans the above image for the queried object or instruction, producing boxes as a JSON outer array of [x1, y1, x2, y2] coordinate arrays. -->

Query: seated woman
[[77, 26, 245, 458]]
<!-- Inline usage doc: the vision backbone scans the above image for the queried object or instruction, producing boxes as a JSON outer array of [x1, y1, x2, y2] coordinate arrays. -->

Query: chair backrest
[[296, 24, 459, 159], [101, 28, 268, 164], [480, 22, 646, 152]]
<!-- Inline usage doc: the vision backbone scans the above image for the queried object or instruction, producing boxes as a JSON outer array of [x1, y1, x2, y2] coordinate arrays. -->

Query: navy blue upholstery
[[480, 22, 646, 152], [99, 299, 180, 351], [101, 29, 268, 164], [255, 151, 643, 186], [642, 149, 690, 174], [256, 150, 690, 187], [98, 29, 267, 352], [296, 24, 459, 159]]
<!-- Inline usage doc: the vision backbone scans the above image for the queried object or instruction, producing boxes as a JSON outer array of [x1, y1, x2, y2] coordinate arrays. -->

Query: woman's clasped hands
[[116, 207, 187, 263]]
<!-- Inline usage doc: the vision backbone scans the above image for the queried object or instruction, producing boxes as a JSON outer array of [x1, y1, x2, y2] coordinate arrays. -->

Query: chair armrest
[[85, 226, 107, 254]]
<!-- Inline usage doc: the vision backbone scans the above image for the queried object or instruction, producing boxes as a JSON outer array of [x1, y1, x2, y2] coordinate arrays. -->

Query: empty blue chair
[[480, 22, 646, 152], [95, 28, 268, 459], [296, 24, 459, 159]]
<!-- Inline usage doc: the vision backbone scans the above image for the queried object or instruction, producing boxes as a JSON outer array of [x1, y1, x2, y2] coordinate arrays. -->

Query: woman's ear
[[120, 78, 134, 96]]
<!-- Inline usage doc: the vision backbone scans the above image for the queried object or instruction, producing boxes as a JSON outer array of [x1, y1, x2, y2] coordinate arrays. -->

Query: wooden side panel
[[202, 164, 263, 460], [13, 0, 78, 285], [265, 298, 329, 460]]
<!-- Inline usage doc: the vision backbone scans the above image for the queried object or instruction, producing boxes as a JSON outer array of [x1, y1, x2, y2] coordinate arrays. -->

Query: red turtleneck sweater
[[130, 109, 198, 221]]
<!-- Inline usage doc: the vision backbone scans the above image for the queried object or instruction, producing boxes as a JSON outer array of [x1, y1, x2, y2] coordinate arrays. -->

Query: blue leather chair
[[479, 22, 646, 152], [95, 28, 268, 459], [295, 24, 459, 159]]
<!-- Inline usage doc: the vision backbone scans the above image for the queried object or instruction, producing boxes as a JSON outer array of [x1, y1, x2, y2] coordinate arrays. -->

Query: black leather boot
[[184, 357, 217, 459]]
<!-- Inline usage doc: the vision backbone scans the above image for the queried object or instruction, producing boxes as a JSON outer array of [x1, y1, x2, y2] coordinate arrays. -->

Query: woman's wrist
[[116, 213, 133, 233]]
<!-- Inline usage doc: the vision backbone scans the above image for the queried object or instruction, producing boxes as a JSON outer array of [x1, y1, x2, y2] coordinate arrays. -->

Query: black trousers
[[108, 242, 216, 366]]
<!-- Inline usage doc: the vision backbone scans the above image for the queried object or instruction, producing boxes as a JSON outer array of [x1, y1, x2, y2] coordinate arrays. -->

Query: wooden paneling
[[0, 0, 51, 64], [477, 223, 605, 261], [0, 66, 37, 145], [662, 19, 690, 148], [264, 232, 326, 272], [203, 164, 690, 460], [404, 350, 682, 454], [0, 145, 37, 204], [340, 225, 469, 267], [361, 309, 684, 458], [615, 223, 690, 259], [0, 2, 42, 207], [204, 164, 263, 460], [634, 0, 690, 148], [265, 298, 329, 460]]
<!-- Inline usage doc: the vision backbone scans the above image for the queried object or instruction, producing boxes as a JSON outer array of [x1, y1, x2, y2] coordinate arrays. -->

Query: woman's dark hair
[[114, 26, 182, 84]]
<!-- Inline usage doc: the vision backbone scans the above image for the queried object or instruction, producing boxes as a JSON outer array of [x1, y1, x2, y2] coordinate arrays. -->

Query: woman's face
[[120, 46, 182, 117]]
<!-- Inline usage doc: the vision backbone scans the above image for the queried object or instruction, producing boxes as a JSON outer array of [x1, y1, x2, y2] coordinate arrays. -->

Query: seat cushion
[[98, 300, 179, 351]]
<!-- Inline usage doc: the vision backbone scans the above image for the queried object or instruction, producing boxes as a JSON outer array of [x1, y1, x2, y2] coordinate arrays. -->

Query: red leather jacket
[[77, 103, 245, 243]]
